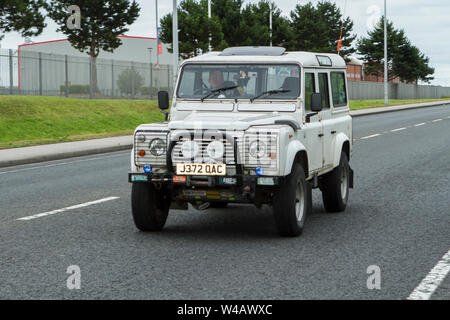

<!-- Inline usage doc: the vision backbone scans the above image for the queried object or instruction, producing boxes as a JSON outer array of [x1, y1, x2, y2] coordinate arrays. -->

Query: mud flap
[[349, 167, 354, 189]]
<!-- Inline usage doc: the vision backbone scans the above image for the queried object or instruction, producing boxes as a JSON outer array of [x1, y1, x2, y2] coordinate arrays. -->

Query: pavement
[[0, 100, 449, 168], [0, 103, 449, 299]]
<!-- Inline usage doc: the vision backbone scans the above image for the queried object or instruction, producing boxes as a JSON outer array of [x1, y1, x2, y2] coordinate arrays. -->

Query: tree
[[240, 1, 292, 47], [357, 18, 434, 83], [159, 0, 226, 59], [117, 67, 144, 95], [289, 1, 356, 57], [0, 0, 46, 40], [46, 0, 140, 93], [211, 0, 244, 47]]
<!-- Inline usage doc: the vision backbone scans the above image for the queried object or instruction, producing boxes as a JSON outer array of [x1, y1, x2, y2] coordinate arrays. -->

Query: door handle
[[318, 133, 324, 138], [331, 130, 337, 134]]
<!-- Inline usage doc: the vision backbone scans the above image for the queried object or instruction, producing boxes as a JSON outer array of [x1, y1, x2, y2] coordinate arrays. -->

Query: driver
[[209, 70, 224, 90]]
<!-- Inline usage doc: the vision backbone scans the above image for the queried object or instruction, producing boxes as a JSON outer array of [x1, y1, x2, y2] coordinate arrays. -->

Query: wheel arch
[[284, 140, 309, 177], [333, 132, 351, 167]]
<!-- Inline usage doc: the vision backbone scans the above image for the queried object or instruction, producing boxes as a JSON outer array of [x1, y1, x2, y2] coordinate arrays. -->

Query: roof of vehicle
[[183, 47, 347, 69]]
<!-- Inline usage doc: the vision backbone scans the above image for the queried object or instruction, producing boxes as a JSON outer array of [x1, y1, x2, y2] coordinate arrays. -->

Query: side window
[[331, 72, 348, 107], [318, 73, 330, 109], [304, 73, 315, 111]]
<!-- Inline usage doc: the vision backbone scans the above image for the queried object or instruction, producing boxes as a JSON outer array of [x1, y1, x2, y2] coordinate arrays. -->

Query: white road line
[[17, 196, 120, 221], [0, 152, 128, 176], [432, 119, 442, 122], [407, 249, 450, 300], [414, 123, 426, 127], [360, 134, 381, 140], [391, 127, 407, 132]]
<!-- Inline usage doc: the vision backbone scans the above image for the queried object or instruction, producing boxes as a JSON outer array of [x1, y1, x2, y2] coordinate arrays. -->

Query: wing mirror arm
[[305, 112, 318, 123], [160, 110, 169, 121]]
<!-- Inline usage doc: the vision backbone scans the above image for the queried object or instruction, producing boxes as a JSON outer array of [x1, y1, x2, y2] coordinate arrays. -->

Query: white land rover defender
[[128, 47, 353, 237]]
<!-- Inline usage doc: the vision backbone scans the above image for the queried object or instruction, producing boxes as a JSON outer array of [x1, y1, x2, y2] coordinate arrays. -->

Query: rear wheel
[[320, 152, 350, 213], [131, 183, 171, 231], [272, 163, 311, 237]]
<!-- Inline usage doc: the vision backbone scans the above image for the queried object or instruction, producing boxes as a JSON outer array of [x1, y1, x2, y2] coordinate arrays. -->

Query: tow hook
[[154, 182, 163, 190], [194, 202, 210, 211]]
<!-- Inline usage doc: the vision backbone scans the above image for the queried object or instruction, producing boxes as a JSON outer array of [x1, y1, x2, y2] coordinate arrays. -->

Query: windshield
[[177, 64, 301, 100]]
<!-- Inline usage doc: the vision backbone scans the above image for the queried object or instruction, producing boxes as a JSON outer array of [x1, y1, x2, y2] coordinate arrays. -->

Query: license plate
[[176, 163, 226, 176], [131, 175, 148, 182]]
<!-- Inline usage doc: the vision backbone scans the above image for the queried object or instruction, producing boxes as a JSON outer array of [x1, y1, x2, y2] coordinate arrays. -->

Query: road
[[0, 105, 449, 300]]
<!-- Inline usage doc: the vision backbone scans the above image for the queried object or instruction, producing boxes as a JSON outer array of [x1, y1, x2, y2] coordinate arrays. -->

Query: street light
[[173, 0, 179, 86], [208, 0, 212, 52], [384, 0, 388, 105], [148, 48, 153, 98], [269, 4, 273, 47]]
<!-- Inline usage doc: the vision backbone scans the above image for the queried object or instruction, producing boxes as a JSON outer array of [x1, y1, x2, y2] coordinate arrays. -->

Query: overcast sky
[[1, 0, 449, 86]]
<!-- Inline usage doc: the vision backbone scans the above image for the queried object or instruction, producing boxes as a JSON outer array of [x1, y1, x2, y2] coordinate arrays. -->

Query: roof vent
[[220, 46, 286, 56]]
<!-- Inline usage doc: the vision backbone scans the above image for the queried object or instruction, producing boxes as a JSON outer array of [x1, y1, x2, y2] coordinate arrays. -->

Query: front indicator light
[[138, 150, 146, 157]]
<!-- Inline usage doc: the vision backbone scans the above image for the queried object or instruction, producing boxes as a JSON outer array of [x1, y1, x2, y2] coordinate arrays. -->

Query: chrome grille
[[134, 131, 168, 166], [170, 130, 244, 165], [243, 130, 279, 170]]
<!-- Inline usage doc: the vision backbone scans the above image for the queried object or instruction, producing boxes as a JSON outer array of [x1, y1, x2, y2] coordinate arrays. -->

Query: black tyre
[[131, 183, 171, 231], [320, 152, 350, 213], [273, 163, 311, 237], [209, 202, 228, 208]]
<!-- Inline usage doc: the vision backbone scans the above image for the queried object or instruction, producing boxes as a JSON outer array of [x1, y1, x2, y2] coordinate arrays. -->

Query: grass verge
[[349, 98, 450, 110], [1, 95, 449, 149], [0, 95, 164, 149]]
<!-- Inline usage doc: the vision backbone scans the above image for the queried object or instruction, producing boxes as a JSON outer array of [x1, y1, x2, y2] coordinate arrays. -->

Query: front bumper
[[128, 172, 280, 187]]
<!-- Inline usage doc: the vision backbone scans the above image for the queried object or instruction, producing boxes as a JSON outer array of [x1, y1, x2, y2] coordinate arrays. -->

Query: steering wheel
[[194, 81, 210, 95]]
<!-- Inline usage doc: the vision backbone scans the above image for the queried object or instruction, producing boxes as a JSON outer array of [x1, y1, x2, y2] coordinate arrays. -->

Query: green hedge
[[60, 84, 91, 94], [140, 86, 170, 96]]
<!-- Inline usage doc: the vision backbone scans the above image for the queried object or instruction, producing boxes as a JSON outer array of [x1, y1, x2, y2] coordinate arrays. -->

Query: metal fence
[[1, 47, 450, 100], [348, 80, 450, 100], [0, 48, 174, 99]]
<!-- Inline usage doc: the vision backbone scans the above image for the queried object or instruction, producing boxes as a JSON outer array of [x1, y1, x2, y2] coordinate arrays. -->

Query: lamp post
[[173, 0, 179, 87], [269, 5, 273, 47], [384, 0, 388, 105], [148, 47, 153, 98], [208, 0, 212, 52]]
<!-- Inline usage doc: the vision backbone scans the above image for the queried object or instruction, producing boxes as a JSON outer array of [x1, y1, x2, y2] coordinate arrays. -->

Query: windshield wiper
[[250, 89, 291, 103], [201, 85, 239, 102]]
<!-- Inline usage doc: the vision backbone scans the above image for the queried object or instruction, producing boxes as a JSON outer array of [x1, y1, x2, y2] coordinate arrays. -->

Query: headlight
[[180, 140, 199, 159], [149, 138, 166, 156], [206, 141, 224, 159], [249, 140, 267, 158]]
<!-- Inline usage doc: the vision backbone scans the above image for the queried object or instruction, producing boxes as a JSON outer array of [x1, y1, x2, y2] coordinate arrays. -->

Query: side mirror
[[310, 93, 322, 112], [158, 91, 169, 110]]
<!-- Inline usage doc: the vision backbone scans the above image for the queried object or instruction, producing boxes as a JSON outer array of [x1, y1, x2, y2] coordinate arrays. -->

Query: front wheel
[[131, 183, 171, 231], [272, 163, 311, 237], [320, 152, 350, 213]]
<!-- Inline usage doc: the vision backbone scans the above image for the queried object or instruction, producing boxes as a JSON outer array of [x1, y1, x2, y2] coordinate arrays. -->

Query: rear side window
[[331, 72, 347, 107], [304, 73, 315, 111], [318, 73, 330, 109]]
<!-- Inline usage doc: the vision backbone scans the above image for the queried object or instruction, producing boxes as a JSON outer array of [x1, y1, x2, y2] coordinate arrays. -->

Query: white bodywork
[[131, 50, 352, 180]]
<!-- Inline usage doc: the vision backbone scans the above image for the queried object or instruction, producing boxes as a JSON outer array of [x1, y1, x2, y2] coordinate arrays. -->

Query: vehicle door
[[317, 71, 334, 168], [302, 70, 323, 172]]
